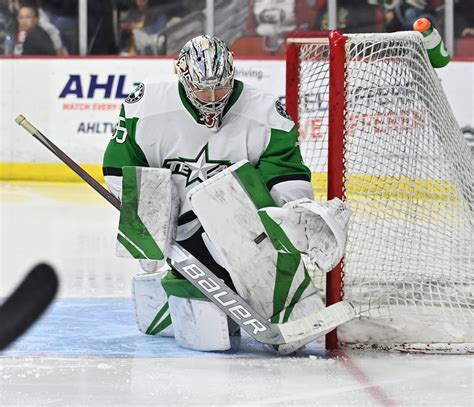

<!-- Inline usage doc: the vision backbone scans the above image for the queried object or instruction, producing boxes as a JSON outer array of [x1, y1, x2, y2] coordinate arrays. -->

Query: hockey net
[[286, 31, 474, 352]]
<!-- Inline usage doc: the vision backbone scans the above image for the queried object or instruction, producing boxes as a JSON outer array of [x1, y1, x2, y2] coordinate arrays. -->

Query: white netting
[[294, 32, 474, 349]]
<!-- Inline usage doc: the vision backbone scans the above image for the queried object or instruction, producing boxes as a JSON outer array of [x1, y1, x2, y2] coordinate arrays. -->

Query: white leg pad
[[168, 296, 231, 351], [188, 161, 316, 320], [117, 167, 179, 264], [132, 272, 174, 337]]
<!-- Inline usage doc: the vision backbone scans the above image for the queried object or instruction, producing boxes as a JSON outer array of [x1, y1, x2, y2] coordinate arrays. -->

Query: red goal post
[[285, 30, 474, 352], [286, 31, 347, 350]]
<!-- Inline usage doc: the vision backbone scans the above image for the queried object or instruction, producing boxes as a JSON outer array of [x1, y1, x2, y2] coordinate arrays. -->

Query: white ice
[[0, 181, 473, 406]]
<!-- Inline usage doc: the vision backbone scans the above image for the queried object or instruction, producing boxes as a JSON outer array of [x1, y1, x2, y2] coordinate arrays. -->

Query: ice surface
[[1, 182, 473, 406]]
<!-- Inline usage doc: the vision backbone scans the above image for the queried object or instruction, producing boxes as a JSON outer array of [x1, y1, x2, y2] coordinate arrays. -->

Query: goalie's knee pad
[[168, 296, 231, 351], [132, 272, 174, 337]]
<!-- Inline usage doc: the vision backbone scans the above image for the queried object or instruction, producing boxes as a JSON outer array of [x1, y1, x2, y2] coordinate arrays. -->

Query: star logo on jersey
[[163, 144, 231, 187]]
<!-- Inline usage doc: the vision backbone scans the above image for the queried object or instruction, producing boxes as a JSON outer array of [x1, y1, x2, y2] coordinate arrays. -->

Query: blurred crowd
[[0, 0, 472, 56]]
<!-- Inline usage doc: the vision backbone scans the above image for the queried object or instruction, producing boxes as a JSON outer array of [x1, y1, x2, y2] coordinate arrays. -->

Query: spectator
[[118, 0, 168, 55], [14, 3, 55, 55], [453, 0, 474, 57], [376, 0, 438, 32], [314, 0, 378, 33], [1, 0, 16, 54], [244, 0, 317, 53], [40, 0, 78, 54], [455, 0, 474, 38], [9, 0, 68, 54]]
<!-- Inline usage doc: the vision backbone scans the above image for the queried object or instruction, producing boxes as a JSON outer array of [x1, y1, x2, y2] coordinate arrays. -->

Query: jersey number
[[111, 119, 128, 144]]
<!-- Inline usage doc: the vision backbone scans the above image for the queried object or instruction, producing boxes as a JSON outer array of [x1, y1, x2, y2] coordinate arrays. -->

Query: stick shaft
[[15, 115, 121, 211]]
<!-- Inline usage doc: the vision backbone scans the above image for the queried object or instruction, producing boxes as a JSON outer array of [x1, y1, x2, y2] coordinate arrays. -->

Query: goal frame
[[285, 28, 474, 354], [286, 31, 347, 350]]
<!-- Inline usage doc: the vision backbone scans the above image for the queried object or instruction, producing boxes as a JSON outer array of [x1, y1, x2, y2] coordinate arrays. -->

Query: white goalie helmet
[[176, 35, 235, 128]]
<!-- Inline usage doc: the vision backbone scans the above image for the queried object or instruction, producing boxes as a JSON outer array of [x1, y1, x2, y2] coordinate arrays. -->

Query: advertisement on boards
[[1, 58, 175, 164], [0, 57, 472, 168]]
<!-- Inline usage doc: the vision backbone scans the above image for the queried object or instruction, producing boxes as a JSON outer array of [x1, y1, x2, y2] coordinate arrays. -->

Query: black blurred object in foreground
[[0, 263, 59, 351]]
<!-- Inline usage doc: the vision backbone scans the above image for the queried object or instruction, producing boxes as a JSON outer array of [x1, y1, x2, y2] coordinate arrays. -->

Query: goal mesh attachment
[[286, 31, 474, 352]]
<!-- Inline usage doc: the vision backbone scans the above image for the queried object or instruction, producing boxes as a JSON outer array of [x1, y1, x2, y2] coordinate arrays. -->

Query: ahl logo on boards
[[59, 74, 139, 99], [58, 74, 140, 135]]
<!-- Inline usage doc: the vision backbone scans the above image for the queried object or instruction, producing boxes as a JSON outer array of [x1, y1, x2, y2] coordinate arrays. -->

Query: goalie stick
[[0, 263, 58, 351], [15, 114, 356, 346]]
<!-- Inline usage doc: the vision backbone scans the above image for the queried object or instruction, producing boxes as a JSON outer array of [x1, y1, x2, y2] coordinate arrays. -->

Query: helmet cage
[[188, 82, 234, 116]]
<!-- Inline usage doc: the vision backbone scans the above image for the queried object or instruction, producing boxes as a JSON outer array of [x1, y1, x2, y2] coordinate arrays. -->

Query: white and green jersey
[[103, 77, 313, 240]]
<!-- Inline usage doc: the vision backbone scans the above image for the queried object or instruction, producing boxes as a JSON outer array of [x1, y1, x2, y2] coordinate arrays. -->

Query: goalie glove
[[259, 198, 351, 273]]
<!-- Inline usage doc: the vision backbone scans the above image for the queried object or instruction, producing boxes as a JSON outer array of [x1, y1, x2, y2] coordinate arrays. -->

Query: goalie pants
[[168, 225, 237, 292]]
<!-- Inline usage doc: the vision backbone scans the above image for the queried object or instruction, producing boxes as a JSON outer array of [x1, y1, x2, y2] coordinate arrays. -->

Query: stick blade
[[0, 263, 59, 351], [278, 300, 356, 344]]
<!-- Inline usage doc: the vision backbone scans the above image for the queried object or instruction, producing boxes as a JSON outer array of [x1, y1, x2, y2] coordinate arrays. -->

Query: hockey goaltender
[[102, 35, 354, 354]]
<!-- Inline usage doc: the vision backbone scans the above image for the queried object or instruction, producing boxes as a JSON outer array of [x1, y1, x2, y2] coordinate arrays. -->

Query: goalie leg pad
[[132, 271, 174, 337], [188, 161, 318, 321], [117, 167, 179, 264], [168, 296, 231, 351]]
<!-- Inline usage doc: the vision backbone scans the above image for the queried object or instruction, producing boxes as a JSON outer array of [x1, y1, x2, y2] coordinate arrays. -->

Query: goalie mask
[[176, 35, 235, 129]]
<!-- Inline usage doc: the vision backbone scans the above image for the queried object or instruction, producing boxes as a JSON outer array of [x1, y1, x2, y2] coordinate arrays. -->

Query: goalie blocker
[[128, 161, 352, 353]]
